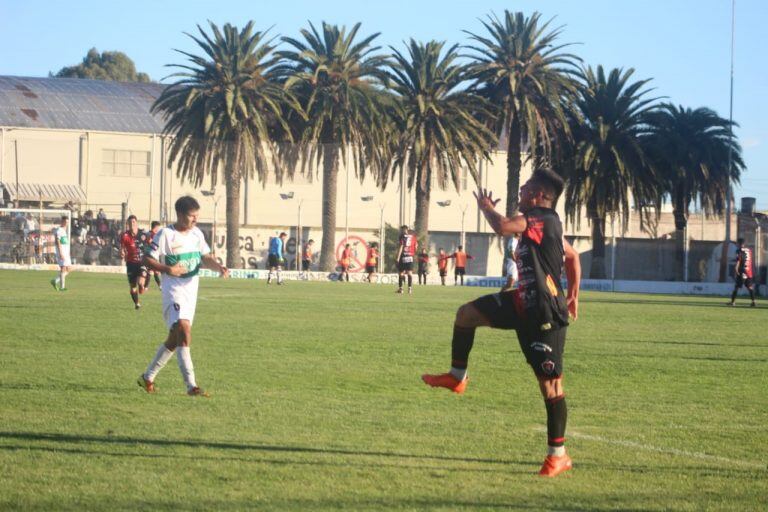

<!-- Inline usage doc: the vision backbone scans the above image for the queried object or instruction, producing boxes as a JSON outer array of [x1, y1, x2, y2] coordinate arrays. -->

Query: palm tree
[[466, 10, 580, 216], [645, 104, 744, 279], [564, 66, 661, 279], [276, 22, 390, 271], [386, 40, 496, 248], [152, 21, 296, 268]]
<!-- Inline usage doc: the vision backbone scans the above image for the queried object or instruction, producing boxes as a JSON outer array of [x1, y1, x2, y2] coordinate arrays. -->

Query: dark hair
[[458, 245, 463, 250], [439, 247, 444, 251], [528, 167, 565, 205], [151, 221, 161, 229], [308, 239, 314, 244], [61, 215, 68, 221], [127, 215, 137, 222], [737, 238, 745, 245], [400, 225, 409, 230], [175, 196, 200, 215], [279, 232, 287, 237]]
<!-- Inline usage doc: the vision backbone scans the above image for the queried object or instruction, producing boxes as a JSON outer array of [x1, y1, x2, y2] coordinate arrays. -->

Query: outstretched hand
[[473, 188, 500, 212]]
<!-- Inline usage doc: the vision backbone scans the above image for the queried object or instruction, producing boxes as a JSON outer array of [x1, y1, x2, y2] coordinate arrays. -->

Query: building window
[[102, 149, 150, 177]]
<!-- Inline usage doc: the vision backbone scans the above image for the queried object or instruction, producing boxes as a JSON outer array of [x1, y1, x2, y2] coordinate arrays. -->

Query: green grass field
[[0, 269, 766, 511]]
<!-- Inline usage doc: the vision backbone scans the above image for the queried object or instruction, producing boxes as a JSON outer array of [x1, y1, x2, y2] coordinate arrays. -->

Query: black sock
[[407, 274, 412, 287], [398, 275, 404, 289], [749, 288, 755, 301], [451, 325, 476, 369], [130, 290, 139, 305], [545, 395, 568, 447], [731, 289, 738, 302]]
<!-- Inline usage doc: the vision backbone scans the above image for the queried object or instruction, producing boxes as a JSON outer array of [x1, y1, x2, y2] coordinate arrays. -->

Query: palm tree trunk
[[319, 146, 340, 271], [225, 171, 241, 269], [414, 168, 431, 250], [588, 209, 607, 279], [672, 186, 687, 281], [505, 112, 522, 217]]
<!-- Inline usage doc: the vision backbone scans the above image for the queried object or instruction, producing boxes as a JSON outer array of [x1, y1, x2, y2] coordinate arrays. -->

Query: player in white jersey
[[50, 216, 73, 291], [137, 196, 228, 397]]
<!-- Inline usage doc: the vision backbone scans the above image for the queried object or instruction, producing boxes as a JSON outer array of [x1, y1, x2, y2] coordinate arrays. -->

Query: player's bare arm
[[563, 239, 581, 321], [474, 188, 527, 236], [202, 253, 229, 278], [143, 254, 185, 277]]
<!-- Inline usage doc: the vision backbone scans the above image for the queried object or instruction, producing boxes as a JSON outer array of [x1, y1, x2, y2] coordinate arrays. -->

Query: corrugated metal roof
[[0, 75, 167, 134], [1, 181, 87, 202]]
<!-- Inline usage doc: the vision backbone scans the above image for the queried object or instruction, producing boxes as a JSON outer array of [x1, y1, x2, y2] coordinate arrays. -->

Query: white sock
[[267, 271, 273, 283], [60, 271, 67, 288], [449, 367, 467, 381], [547, 445, 566, 457], [177, 346, 197, 390], [144, 343, 174, 382], [277, 269, 282, 284]]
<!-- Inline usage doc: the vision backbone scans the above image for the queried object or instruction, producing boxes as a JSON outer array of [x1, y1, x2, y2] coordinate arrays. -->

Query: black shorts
[[455, 267, 466, 276], [398, 257, 414, 272], [268, 254, 283, 268], [340, 263, 349, 272], [365, 265, 376, 273], [126, 262, 147, 285], [302, 260, 311, 271], [472, 291, 567, 378], [418, 265, 427, 275], [439, 269, 447, 277], [735, 275, 754, 288]]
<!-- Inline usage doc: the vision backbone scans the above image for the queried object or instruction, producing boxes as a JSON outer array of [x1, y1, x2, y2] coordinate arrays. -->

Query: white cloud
[[742, 137, 760, 149]]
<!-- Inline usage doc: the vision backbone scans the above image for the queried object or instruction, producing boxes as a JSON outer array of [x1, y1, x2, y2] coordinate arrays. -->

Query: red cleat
[[538, 454, 572, 477], [421, 373, 468, 394], [137, 374, 156, 394], [187, 386, 210, 397]]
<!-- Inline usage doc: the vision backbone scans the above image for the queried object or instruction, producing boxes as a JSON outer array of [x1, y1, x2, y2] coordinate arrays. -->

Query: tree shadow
[[582, 297, 744, 309]]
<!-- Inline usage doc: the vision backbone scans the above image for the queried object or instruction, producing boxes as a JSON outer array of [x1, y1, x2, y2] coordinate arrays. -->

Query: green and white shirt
[[149, 225, 210, 303], [52, 226, 70, 259]]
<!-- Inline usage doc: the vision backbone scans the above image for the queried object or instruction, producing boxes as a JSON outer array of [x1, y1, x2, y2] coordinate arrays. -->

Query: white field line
[[536, 428, 763, 469]]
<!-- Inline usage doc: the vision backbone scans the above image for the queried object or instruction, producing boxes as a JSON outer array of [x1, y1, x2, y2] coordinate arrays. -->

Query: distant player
[[145, 221, 162, 289], [729, 238, 757, 307], [302, 239, 315, 271], [422, 168, 581, 477], [50, 216, 72, 291], [120, 215, 148, 309], [395, 225, 417, 294], [137, 196, 228, 397], [446, 245, 473, 285], [339, 243, 352, 282], [437, 248, 449, 286], [417, 249, 429, 285], [365, 242, 379, 282], [267, 232, 287, 285], [503, 234, 520, 291]]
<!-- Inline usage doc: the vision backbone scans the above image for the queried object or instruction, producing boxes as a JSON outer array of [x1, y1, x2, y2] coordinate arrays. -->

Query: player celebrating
[[437, 248, 449, 286], [267, 232, 287, 285], [395, 225, 417, 294], [120, 215, 148, 309], [729, 238, 757, 307], [365, 242, 379, 282], [339, 243, 353, 282], [417, 249, 429, 285], [50, 216, 72, 291], [421, 168, 581, 478], [137, 196, 228, 397], [446, 245, 473, 285]]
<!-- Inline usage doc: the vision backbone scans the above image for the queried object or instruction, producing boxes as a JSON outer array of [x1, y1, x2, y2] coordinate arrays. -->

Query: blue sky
[[1, 0, 766, 208]]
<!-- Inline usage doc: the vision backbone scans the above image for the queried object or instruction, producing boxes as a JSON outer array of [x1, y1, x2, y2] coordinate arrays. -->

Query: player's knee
[[538, 376, 563, 400], [455, 303, 477, 326]]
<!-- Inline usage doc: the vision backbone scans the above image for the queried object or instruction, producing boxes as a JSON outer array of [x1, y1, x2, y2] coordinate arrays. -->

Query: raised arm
[[563, 238, 581, 321], [474, 189, 527, 236]]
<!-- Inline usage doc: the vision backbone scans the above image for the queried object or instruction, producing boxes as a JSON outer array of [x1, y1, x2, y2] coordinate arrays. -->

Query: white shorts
[[161, 284, 199, 329], [57, 255, 72, 267]]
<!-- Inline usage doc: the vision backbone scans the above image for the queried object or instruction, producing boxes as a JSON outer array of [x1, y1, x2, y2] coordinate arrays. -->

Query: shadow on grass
[[582, 297, 747, 309], [0, 431, 530, 468]]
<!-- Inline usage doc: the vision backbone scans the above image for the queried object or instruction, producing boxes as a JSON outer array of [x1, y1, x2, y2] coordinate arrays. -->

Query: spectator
[[97, 208, 107, 221]]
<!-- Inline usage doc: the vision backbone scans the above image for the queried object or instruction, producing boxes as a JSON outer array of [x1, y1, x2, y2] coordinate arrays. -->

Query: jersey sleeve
[[148, 228, 167, 260]]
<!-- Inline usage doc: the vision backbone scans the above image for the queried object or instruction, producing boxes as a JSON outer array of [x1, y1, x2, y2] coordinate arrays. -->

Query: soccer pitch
[[0, 270, 765, 511]]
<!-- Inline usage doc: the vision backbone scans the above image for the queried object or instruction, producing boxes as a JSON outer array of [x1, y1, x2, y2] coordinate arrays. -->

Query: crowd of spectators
[[2, 206, 124, 265]]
